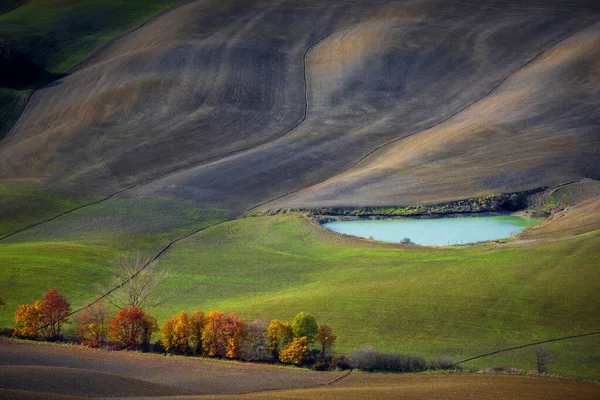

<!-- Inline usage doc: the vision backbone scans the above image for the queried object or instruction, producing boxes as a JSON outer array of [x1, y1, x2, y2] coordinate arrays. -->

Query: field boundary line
[[248, 18, 600, 212], [453, 331, 600, 366]]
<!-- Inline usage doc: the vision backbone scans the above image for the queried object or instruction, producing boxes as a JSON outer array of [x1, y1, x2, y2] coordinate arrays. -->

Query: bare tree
[[534, 345, 552, 374], [96, 254, 169, 310]]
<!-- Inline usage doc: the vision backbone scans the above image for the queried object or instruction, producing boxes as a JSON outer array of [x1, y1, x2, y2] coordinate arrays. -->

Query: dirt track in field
[[1, 341, 599, 400]]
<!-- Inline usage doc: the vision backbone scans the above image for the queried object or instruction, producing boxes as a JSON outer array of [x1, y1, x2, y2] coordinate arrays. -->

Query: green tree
[[291, 312, 318, 343]]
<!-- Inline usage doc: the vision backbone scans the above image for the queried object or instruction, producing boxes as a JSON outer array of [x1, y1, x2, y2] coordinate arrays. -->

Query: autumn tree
[[110, 307, 158, 349], [13, 301, 43, 338], [189, 310, 205, 355], [266, 319, 293, 357], [225, 313, 247, 359], [315, 325, 336, 356], [97, 254, 168, 310], [201, 310, 247, 359], [75, 301, 111, 347], [202, 310, 229, 357], [279, 336, 309, 365], [162, 311, 191, 354], [41, 288, 71, 339], [291, 312, 318, 343]]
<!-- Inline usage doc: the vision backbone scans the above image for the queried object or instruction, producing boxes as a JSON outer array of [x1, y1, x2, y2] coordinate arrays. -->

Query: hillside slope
[[0, 0, 598, 225], [269, 20, 600, 208]]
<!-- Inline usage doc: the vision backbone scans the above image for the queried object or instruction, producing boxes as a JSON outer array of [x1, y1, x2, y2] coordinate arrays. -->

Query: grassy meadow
[[2, 212, 597, 379], [153, 214, 600, 379]]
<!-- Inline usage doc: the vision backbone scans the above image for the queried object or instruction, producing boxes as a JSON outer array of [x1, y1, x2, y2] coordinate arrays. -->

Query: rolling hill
[[0, 0, 599, 391]]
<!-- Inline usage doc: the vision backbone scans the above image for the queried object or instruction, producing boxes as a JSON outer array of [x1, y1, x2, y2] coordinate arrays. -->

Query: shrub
[[349, 349, 428, 372], [331, 355, 352, 370], [430, 356, 454, 370]]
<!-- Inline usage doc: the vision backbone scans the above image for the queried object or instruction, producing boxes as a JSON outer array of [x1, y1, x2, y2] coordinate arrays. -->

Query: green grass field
[[0, 182, 95, 237], [2, 212, 598, 379], [5, 213, 597, 375], [154, 214, 600, 379]]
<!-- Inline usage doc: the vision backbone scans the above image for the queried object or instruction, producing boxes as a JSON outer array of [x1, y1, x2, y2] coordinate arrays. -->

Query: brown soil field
[[1, 0, 599, 222], [0, 340, 339, 397], [1, 341, 599, 400]]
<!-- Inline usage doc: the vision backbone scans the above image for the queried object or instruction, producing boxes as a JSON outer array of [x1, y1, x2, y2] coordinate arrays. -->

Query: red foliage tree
[[41, 288, 71, 339], [110, 307, 157, 349]]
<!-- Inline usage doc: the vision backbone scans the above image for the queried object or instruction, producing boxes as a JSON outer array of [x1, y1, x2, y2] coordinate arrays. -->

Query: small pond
[[322, 215, 543, 246]]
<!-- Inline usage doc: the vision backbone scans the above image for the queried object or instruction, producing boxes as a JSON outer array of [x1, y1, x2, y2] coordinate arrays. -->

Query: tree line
[[11, 288, 338, 368]]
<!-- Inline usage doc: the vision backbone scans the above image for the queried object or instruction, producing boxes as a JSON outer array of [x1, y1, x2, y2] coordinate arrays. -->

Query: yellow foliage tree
[[279, 336, 309, 365], [266, 320, 293, 355], [13, 301, 43, 338], [161, 318, 175, 352]]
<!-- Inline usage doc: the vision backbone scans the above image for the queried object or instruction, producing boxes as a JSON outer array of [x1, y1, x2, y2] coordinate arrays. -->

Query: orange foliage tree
[[75, 301, 111, 347], [279, 336, 309, 365], [41, 288, 71, 339], [225, 313, 247, 359], [110, 307, 158, 349], [201, 310, 247, 359], [315, 325, 336, 356], [266, 319, 293, 357], [202, 310, 229, 357], [13, 300, 43, 338]]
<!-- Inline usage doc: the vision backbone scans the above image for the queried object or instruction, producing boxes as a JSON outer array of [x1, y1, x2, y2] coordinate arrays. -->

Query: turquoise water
[[323, 216, 543, 246]]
